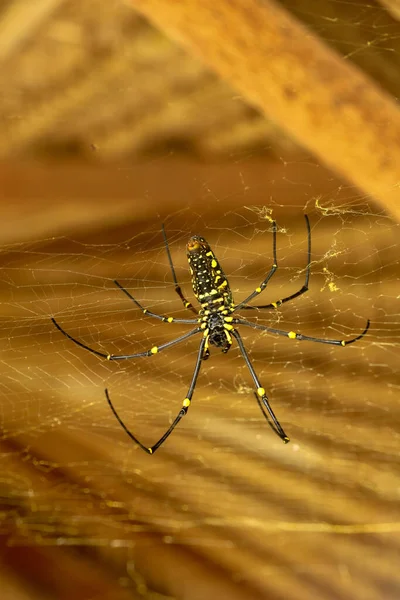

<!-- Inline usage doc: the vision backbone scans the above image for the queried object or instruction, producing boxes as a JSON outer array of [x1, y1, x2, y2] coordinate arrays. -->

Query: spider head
[[208, 327, 231, 353]]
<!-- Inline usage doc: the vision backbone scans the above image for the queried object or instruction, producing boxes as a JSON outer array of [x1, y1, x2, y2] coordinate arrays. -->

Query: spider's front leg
[[106, 337, 206, 454], [232, 330, 289, 443]]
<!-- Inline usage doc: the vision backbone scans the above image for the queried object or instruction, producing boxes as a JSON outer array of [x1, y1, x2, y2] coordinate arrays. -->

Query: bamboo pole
[[130, 0, 400, 221]]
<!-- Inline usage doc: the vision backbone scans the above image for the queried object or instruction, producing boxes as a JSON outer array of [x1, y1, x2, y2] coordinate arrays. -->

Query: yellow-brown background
[[0, 1, 399, 599]]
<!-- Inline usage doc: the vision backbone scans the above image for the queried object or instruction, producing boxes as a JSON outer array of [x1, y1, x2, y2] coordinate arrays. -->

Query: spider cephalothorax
[[199, 309, 234, 360], [52, 216, 370, 454]]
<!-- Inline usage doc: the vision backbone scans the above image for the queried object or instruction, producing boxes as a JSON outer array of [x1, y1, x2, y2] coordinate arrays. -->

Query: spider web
[[2, 196, 385, 449], [1, 2, 400, 598], [1, 169, 399, 595]]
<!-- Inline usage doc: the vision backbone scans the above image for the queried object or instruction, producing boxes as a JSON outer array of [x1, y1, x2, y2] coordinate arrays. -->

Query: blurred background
[[0, 1, 399, 599]]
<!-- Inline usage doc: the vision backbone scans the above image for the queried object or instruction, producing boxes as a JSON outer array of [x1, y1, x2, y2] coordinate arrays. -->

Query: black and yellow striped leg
[[162, 224, 198, 315], [239, 214, 311, 311], [233, 221, 278, 312], [232, 330, 289, 443], [233, 318, 370, 347], [114, 280, 198, 324], [52, 316, 201, 360], [105, 337, 206, 454]]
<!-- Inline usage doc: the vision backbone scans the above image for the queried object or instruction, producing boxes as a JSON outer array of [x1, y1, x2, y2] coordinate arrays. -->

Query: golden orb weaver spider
[[52, 215, 370, 453]]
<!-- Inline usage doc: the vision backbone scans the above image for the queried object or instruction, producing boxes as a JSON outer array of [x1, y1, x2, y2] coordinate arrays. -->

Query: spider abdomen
[[187, 235, 233, 307]]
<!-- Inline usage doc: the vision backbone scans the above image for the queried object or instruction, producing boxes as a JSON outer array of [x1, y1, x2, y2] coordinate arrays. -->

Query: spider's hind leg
[[162, 224, 198, 315], [237, 214, 311, 312], [113, 279, 197, 324]]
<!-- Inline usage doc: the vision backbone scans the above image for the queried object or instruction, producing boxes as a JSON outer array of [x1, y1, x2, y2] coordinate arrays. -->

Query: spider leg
[[114, 280, 198, 324], [234, 318, 370, 346], [105, 337, 206, 453], [232, 330, 289, 443], [236, 214, 311, 311], [52, 317, 201, 360], [162, 224, 198, 315], [233, 220, 278, 312]]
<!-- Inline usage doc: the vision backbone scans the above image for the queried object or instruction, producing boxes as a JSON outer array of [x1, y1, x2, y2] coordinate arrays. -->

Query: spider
[[52, 215, 369, 454]]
